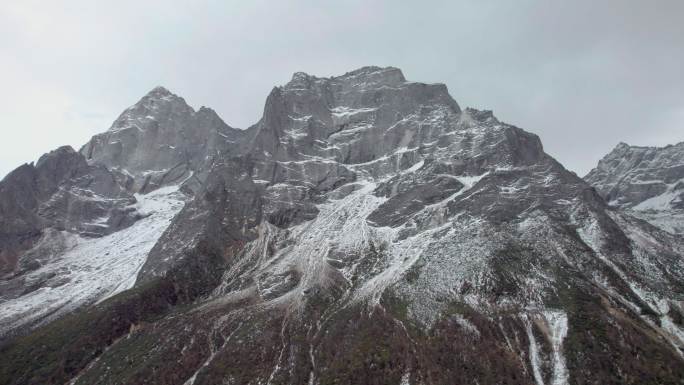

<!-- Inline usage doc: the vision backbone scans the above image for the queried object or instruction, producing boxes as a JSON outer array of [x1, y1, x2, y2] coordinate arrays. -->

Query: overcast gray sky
[[1, 0, 682, 178]]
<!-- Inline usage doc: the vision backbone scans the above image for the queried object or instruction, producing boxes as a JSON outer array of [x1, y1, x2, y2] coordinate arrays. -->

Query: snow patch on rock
[[0, 186, 185, 335], [543, 310, 569, 385]]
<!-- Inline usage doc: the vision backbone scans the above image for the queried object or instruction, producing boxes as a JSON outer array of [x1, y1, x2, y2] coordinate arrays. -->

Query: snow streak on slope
[[0, 186, 185, 335], [575, 211, 684, 356], [544, 310, 569, 385], [523, 311, 569, 385], [247, 180, 389, 303], [524, 314, 545, 385]]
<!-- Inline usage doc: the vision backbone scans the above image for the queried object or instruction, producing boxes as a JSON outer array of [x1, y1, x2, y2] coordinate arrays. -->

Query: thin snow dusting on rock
[[585, 141, 684, 234], [2, 66, 684, 385]]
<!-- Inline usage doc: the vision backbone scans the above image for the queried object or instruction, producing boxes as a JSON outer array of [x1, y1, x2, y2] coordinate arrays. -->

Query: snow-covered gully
[[523, 311, 569, 385], [0, 185, 185, 335]]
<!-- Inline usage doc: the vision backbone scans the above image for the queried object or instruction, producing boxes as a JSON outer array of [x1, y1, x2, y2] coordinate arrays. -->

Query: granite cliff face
[[1, 67, 683, 385], [81, 86, 242, 194], [0, 146, 137, 275], [585, 141, 684, 235]]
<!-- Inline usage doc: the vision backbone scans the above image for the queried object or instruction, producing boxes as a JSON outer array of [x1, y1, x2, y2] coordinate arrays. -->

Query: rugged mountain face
[[0, 87, 234, 336], [585, 142, 684, 235], [1, 67, 683, 385], [81, 86, 242, 193], [0, 146, 138, 275]]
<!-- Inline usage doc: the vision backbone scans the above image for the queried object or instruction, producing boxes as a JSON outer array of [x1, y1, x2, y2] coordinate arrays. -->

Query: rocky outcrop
[[585, 141, 684, 234], [0, 146, 137, 276], [80, 86, 243, 193]]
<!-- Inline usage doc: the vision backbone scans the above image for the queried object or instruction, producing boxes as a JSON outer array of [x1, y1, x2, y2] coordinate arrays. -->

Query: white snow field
[[0, 185, 185, 335]]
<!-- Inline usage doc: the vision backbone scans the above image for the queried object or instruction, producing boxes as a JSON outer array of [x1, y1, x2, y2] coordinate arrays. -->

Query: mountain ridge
[[585, 140, 684, 234], [1, 66, 683, 385]]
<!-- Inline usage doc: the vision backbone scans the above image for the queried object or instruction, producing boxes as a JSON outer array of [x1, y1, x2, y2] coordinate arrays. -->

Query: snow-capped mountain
[[1, 67, 683, 385], [585, 142, 684, 235]]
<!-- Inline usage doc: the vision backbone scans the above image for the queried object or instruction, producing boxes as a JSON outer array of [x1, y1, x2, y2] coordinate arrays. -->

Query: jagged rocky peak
[[81, 86, 240, 193], [146, 85, 174, 97], [272, 65, 458, 117], [107, 86, 193, 132], [239, 68, 553, 238], [279, 65, 456, 109], [337, 65, 407, 84], [0, 145, 139, 276], [286, 66, 406, 90], [2, 146, 88, 209], [30, 146, 89, 196], [585, 141, 684, 234], [587, 141, 684, 190], [251, 66, 464, 165], [35, 145, 82, 168]]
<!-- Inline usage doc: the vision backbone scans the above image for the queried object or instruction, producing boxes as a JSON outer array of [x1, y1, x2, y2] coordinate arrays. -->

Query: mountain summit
[[81, 86, 240, 193], [585, 141, 684, 234], [1, 67, 683, 385]]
